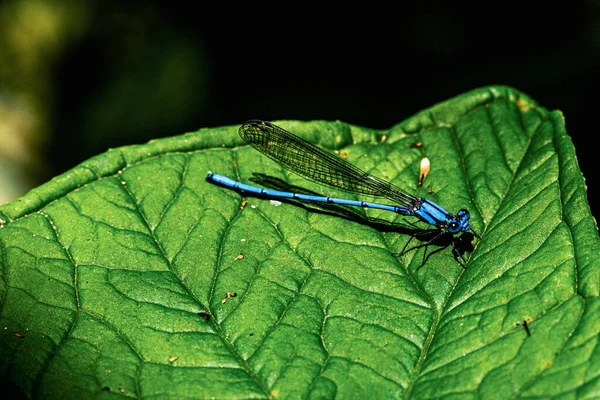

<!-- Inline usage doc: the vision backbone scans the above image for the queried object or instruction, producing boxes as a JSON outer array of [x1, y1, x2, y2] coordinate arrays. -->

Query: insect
[[208, 120, 479, 266]]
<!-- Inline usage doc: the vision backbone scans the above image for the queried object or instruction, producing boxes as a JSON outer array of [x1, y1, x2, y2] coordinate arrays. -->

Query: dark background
[[8, 3, 600, 218]]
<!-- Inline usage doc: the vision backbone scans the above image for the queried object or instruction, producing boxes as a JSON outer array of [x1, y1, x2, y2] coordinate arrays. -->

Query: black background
[[49, 3, 599, 220]]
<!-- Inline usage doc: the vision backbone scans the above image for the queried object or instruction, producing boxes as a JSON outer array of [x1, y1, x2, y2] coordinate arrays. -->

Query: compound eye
[[449, 221, 459, 233]]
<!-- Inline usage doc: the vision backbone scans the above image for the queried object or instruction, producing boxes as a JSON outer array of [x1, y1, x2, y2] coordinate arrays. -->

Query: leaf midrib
[[401, 98, 549, 398]]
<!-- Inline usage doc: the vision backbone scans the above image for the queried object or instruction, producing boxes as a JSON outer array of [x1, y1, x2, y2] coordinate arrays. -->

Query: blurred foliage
[[0, 0, 90, 204], [0, 0, 209, 205]]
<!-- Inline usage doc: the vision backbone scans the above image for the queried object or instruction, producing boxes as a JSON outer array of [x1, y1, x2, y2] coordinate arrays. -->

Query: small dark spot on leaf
[[102, 387, 110, 392], [198, 311, 210, 321], [515, 320, 531, 336]]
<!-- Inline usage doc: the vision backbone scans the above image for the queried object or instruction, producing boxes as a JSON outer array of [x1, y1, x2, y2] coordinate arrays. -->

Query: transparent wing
[[239, 120, 416, 205]]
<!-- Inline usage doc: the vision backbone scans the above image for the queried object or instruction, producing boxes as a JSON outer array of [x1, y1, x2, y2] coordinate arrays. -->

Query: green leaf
[[1, 86, 599, 399]]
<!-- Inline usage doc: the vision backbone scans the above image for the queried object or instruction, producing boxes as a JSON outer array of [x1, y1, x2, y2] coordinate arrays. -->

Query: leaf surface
[[1, 86, 599, 399]]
